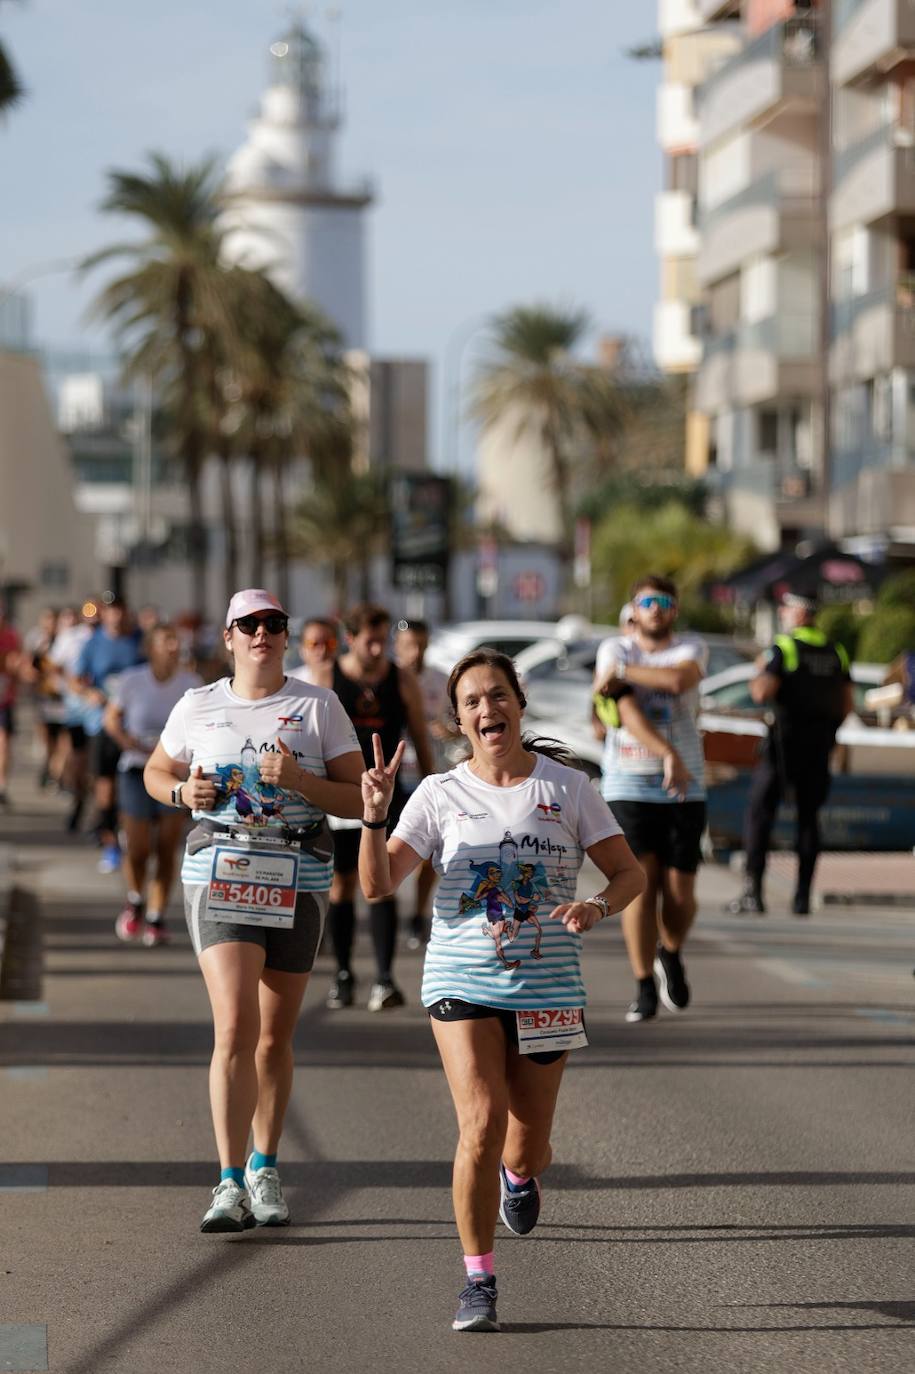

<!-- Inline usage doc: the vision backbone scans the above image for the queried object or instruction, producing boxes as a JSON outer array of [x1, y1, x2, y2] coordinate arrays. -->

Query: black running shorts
[[183, 884, 327, 974], [609, 799, 706, 874], [427, 997, 571, 1066]]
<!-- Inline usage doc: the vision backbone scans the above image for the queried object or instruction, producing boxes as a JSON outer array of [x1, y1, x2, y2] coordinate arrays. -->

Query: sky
[[0, 0, 662, 467]]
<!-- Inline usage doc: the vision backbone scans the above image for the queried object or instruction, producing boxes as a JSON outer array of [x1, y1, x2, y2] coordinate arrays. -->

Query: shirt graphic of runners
[[456, 831, 548, 971]]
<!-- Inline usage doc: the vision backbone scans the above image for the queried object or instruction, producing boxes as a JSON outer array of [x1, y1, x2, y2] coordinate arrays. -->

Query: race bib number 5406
[[205, 845, 299, 929]]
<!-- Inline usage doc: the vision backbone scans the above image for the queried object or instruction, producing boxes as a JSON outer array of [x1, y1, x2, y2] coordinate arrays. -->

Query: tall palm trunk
[[218, 441, 239, 610], [271, 449, 290, 609], [176, 284, 208, 621], [249, 447, 265, 587]]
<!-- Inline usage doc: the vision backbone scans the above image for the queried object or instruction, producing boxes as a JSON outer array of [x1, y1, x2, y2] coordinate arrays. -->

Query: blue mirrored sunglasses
[[635, 594, 676, 611]]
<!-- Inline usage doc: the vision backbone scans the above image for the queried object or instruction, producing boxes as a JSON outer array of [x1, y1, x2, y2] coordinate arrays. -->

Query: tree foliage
[[590, 500, 757, 619], [0, 3, 24, 115], [471, 304, 626, 564]]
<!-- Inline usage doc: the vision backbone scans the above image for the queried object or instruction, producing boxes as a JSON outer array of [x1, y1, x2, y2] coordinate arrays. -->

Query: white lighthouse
[[221, 20, 373, 348]]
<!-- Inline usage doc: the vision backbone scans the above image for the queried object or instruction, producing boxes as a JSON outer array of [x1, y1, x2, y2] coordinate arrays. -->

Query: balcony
[[830, 466, 915, 534], [699, 14, 821, 149], [657, 82, 698, 153], [831, 123, 915, 229], [655, 190, 700, 257], [831, 277, 915, 382], [659, 0, 703, 38], [653, 300, 702, 373], [697, 170, 819, 285], [696, 314, 819, 412], [833, 0, 915, 87]]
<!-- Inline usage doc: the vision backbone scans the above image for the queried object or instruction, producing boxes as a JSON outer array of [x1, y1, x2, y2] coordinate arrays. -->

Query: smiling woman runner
[[144, 590, 362, 1233], [359, 648, 645, 1332]]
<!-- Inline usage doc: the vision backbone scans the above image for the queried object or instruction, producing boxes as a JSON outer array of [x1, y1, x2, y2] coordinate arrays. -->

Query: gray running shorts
[[183, 884, 327, 974]]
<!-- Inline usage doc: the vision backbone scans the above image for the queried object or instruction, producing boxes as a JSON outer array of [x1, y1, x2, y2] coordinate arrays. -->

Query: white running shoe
[[244, 1156, 290, 1226], [200, 1179, 256, 1233]]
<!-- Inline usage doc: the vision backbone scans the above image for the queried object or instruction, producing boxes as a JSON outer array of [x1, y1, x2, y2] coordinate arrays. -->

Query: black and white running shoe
[[452, 1277, 499, 1332], [654, 944, 690, 1012], [625, 976, 658, 1023], [499, 1163, 541, 1236]]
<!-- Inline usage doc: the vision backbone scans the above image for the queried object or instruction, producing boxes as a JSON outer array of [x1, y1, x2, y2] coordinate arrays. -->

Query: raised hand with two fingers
[[362, 732, 405, 823]]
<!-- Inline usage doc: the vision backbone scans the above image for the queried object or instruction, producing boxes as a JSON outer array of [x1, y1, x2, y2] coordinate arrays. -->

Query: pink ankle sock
[[464, 1252, 494, 1278], [504, 1166, 530, 1187]]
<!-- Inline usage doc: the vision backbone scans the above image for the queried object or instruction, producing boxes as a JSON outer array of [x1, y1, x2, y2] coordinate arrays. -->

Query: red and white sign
[[515, 1006, 588, 1054]]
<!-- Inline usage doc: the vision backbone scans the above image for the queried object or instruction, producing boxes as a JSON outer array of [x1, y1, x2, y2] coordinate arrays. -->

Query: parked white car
[[424, 617, 614, 677]]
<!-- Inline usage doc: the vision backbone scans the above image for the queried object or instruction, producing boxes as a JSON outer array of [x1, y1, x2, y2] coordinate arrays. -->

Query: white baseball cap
[[225, 589, 288, 628]]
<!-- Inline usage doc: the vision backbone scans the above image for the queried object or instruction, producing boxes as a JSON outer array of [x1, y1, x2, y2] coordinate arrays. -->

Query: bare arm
[[618, 695, 691, 799], [143, 740, 195, 807], [102, 701, 143, 755], [548, 833, 646, 933], [399, 668, 437, 777], [599, 658, 703, 696], [357, 733, 422, 897], [750, 672, 781, 705]]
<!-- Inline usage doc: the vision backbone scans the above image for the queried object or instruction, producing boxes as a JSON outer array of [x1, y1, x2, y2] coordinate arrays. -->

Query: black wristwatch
[[171, 781, 187, 809]]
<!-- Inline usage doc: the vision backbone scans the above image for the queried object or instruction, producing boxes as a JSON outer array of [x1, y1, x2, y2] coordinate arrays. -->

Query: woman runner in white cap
[[144, 590, 363, 1232], [358, 648, 644, 1331]]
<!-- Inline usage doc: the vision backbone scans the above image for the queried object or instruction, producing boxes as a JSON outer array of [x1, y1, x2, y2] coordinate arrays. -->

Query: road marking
[[0, 1325, 48, 1372], [756, 957, 825, 988], [9, 1002, 50, 1018], [3, 1067, 49, 1082], [854, 1008, 913, 1027], [0, 1165, 48, 1192]]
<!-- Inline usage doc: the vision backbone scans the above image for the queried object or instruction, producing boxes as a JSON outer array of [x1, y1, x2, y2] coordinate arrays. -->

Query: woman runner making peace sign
[[359, 648, 644, 1332]]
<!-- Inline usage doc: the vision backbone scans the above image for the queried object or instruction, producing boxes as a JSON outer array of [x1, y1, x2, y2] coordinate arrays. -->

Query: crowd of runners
[[1, 573, 856, 1333]]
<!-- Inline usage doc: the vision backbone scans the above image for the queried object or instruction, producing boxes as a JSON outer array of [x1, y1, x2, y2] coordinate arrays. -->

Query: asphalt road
[[1, 769, 913, 1374]]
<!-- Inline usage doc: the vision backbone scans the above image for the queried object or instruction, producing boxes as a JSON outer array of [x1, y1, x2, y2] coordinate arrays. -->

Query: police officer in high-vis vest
[[730, 593, 853, 916]]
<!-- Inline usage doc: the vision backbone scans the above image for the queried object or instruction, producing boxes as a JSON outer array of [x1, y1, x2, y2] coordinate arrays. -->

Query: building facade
[[656, 0, 915, 562]]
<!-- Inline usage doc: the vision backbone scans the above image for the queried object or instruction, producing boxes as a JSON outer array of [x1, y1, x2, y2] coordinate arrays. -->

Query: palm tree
[[0, 3, 24, 116], [290, 459, 388, 610], [226, 272, 353, 598], [471, 304, 625, 567], [83, 153, 239, 619]]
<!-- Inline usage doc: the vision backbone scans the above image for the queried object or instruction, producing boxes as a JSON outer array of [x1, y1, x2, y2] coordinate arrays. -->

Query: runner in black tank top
[[325, 604, 435, 1013]]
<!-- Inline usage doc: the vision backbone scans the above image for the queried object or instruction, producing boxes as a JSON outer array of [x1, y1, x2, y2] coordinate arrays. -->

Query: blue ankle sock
[[221, 1166, 245, 1187], [250, 1151, 277, 1171]]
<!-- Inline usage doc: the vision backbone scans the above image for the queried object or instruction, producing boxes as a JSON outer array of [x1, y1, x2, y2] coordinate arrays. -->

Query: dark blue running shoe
[[499, 1163, 541, 1236], [452, 1276, 499, 1332]]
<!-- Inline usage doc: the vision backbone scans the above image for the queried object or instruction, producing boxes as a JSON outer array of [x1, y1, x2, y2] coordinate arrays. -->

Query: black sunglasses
[[232, 614, 289, 636]]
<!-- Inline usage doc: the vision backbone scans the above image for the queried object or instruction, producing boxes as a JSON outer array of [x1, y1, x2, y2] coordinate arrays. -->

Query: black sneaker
[[654, 944, 690, 1012], [499, 1163, 541, 1236], [791, 891, 810, 916], [326, 970, 355, 1009], [625, 976, 658, 1023], [406, 914, 430, 950], [452, 1277, 499, 1332], [725, 885, 766, 915]]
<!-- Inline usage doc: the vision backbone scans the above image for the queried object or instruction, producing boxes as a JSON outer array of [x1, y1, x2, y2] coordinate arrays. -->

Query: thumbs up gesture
[[258, 736, 304, 791], [183, 763, 218, 811]]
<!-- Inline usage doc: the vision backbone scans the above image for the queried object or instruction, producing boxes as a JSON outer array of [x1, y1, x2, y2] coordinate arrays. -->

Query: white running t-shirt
[[393, 754, 621, 1010], [159, 676, 359, 892], [112, 665, 201, 771], [596, 634, 708, 803]]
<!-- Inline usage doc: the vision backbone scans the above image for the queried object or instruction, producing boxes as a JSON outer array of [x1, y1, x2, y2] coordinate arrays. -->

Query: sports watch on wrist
[[171, 781, 186, 809], [584, 894, 611, 921]]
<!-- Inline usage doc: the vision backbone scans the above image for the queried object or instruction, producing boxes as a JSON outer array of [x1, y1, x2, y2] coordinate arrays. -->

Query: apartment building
[[658, 0, 915, 557], [830, 0, 915, 547]]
